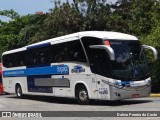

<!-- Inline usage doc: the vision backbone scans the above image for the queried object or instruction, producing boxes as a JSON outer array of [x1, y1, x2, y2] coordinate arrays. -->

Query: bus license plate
[[132, 94, 140, 98]]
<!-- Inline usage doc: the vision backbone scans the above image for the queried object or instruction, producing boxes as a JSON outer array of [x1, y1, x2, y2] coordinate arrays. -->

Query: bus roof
[[79, 31, 138, 40], [2, 31, 138, 55]]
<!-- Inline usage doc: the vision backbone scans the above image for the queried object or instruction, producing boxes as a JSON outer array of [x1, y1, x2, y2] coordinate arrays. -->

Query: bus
[[1, 31, 158, 104]]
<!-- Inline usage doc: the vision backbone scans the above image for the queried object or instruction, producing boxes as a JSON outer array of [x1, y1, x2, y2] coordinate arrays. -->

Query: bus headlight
[[114, 92, 121, 97]]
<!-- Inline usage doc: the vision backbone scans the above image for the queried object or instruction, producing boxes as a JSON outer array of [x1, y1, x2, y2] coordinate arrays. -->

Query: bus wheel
[[76, 86, 89, 105], [16, 85, 23, 99]]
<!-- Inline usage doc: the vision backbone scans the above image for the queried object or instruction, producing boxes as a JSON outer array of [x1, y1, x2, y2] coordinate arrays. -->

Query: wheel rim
[[79, 90, 88, 102], [17, 87, 21, 96]]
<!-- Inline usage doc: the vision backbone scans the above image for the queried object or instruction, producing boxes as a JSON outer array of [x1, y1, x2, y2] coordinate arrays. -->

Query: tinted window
[[52, 40, 86, 63], [81, 37, 110, 76], [2, 51, 26, 68], [110, 40, 149, 80], [2, 40, 87, 68], [27, 46, 52, 66]]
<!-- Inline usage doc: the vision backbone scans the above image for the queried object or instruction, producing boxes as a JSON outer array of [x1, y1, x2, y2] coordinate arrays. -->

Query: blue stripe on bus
[[27, 42, 51, 50], [3, 65, 69, 77]]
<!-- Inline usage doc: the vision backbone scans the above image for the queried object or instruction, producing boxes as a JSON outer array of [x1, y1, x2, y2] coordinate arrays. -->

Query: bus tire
[[16, 85, 23, 99], [76, 85, 89, 105]]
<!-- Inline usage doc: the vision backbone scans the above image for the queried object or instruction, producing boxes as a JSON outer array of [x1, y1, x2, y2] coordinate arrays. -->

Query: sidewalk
[[150, 94, 160, 97]]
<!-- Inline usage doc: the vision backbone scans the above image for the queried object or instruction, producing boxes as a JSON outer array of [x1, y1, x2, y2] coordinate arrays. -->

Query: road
[[0, 94, 160, 120]]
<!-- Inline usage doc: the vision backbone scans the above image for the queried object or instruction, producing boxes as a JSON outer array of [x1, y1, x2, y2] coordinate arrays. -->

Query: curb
[[150, 94, 160, 97]]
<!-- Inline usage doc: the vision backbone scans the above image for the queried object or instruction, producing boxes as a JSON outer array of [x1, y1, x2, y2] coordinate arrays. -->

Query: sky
[[0, 0, 117, 22], [0, 0, 54, 21]]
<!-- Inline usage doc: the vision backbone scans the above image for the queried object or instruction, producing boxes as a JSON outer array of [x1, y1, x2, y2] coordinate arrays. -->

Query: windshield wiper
[[139, 46, 144, 59]]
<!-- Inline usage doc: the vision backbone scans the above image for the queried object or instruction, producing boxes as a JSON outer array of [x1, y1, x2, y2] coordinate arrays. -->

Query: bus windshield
[[109, 40, 149, 81]]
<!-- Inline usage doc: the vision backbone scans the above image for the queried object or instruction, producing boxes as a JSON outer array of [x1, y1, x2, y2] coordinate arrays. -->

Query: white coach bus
[[2, 31, 158, 104]]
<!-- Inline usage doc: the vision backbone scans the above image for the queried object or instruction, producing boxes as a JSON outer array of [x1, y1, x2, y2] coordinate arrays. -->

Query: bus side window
[[39, 47, 51, 64], [2, 50, 26, 68], [17, 52, 26, 67], [67, 40, 87, 62], [81, 36, 104, 64], [52, 45, 64, 62], [51, 40, 87, 63], [81, 37, 110, 77], [26, 46, 52, 65], [3, 55, 10, 68]]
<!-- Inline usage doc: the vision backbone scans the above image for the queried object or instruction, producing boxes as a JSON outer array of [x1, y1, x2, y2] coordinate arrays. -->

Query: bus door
[[90, 49, 111, 99], [81, 37, 111, 99]]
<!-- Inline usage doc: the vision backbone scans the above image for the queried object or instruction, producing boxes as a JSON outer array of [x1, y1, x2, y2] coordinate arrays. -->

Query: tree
[[0, 10, 47, 53], [110, 0, 159, 36], [0, 9, 20, 20]]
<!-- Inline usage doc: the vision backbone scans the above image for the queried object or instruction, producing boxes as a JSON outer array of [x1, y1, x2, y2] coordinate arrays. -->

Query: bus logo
[[57, 65, 69, 74], [71, 65, 85, 73]]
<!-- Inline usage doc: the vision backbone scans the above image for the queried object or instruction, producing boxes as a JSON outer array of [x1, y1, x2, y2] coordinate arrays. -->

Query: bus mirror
[[89, 45, 115, 60], [142, 45, 158, 60]]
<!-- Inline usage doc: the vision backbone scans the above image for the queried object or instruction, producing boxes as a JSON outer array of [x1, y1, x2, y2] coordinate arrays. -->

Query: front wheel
[[16, 85, 23, 99], [76, 86, 89, 105]]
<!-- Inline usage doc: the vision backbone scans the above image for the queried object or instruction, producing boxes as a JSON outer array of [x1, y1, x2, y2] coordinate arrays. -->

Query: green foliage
[[0, 0, 160, 92], [0, 9, 20, 20], [0, 12, 47, 50], [0, 34, 22, 53], [138, 1, 160, 91]]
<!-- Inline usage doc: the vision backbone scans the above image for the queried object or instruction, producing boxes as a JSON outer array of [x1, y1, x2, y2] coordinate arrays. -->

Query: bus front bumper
[[110, 85, 151, 100]]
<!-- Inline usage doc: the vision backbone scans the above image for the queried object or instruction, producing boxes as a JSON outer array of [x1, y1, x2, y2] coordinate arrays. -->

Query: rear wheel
[[76, 86, 89, 105], [16, 85, 23, 99]]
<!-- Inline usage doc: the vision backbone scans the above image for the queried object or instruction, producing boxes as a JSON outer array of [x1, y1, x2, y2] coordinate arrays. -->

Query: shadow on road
[[6, 94, 153, 106]]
